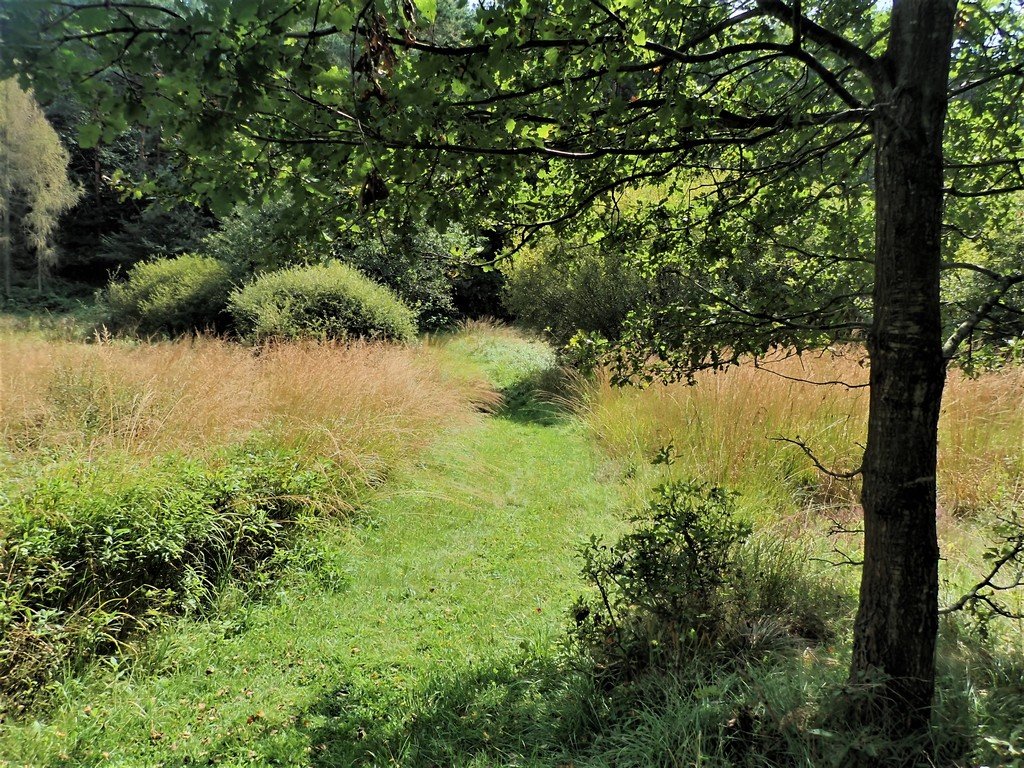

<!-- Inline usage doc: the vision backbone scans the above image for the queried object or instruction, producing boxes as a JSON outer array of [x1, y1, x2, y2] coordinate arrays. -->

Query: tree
[[0, 78, 80, 296], [3, 0, 1023, 753]]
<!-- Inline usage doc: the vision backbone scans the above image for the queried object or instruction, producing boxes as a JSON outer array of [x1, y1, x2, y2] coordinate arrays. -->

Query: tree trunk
[[1, 83, 10, 301], [851, 0, 956, 751], [1, 157, 10, 301]]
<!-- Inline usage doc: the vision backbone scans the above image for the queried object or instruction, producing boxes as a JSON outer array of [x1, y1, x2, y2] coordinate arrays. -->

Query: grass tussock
[[577, 349, 1024, 517], [1, 334, 493, 471]]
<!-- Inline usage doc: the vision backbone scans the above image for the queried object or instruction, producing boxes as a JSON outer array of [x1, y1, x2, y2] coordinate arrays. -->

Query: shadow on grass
[[494, 367, 577, 427], [300, 654, 601, 768]]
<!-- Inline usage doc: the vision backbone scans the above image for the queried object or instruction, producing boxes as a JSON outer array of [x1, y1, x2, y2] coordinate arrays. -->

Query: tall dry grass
[[578, 350, 1024, 517], [1, 334, 495, 482]]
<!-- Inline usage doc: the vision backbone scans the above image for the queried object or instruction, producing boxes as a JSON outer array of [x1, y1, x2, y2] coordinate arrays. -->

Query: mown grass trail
[[0, 330, 627, 768]]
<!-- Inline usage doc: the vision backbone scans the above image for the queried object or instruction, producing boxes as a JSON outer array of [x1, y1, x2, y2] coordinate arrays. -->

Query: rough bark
[[851, 0, 957, 748], [1, 146, 10, 300]]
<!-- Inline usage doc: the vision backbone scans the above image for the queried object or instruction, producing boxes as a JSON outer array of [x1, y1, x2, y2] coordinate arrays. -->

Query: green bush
[[338, 220, 476, 331], [0, 448, 331, 703], [503, 238, 653, 345], [571, 481, 850, 685], [203, 194, 326, 275], [573, 481, 752, 681], [105, 253, 234, 335], [228, 260, 417, 343]]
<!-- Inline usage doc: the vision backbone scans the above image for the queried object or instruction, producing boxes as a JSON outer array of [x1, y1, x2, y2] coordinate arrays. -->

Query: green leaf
[[77, 123, 102, 149], [414, 0, 438, 24], [631, 29, 648, 47]]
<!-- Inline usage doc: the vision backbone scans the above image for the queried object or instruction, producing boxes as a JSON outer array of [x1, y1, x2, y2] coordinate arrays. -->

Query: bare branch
[[754, 358, 869, 389], [771, 435, 863, 479], [755, 0, 884, 85]]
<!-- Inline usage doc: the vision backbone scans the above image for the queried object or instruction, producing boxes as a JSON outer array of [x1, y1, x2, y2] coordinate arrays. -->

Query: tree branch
[[754, 0, 884, 85], [771, 435, 863, 479], [940, 522, 1024, 619], [943, 271, 1024, 358]]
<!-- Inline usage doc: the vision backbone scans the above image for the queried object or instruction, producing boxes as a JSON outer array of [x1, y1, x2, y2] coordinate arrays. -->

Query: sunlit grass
[[1, 333, 493, 477], [576, 349, 1024, 518]]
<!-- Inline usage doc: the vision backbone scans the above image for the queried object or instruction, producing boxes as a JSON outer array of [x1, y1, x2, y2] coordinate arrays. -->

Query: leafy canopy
[[2, 0, 1023, 371]]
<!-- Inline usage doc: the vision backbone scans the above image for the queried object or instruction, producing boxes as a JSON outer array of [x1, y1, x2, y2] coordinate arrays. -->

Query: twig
[[940, 525, 1024, 618], [771, 435, 862, 479]]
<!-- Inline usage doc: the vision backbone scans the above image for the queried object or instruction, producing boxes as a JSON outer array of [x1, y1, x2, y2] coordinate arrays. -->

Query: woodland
[[1, 1, 1024, 766]]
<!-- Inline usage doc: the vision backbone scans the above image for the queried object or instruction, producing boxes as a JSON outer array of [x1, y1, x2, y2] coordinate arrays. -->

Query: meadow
[[0, 322, 1022, 766]]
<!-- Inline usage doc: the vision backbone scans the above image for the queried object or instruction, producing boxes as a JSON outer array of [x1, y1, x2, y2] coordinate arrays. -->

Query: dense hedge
[[228, 260, 417, 343], [105, 254, 234, 335]]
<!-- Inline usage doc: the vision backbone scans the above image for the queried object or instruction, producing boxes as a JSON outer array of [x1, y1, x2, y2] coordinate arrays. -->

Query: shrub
[[203, 194, 326, 275], [502, 237, 653, 345], [337, 220, 478, 331], [0, 447, 332, 704], [571, 481, 850, 685], [105, 253, 234, 335], [228, 260, 417, 343], [572, 481, 752, 682]]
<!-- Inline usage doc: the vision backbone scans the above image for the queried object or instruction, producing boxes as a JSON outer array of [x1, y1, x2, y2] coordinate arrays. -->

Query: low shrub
[[572, 481, 751, 682], [0, 447, 333, 705], [105, 254, 234, 335], [571, 480, 850, 685], [228, 261, 417, 343]]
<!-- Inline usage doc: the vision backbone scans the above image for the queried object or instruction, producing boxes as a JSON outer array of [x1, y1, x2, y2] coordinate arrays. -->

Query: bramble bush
[[228, 260, 417, 343], [105, 253, 234, 335]]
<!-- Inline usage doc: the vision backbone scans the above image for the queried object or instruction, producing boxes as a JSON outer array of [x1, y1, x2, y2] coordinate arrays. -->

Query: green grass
[[1, 323, 1021, 767], [0, 325, 627, 767]]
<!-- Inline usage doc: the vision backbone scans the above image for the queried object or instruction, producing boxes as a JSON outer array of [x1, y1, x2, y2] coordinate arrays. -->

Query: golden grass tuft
[[578, 349, 1024, 517], [1, 334, 494, 476]]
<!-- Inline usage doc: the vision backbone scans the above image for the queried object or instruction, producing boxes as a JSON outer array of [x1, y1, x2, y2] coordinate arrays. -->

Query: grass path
[[0, 333, 628, 768]]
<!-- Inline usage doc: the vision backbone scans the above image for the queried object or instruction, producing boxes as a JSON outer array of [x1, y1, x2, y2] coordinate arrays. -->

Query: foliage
[[572, 479, 857, 688], [0, 78, 81, 294], [202, 197, 492, 333], [503, 235, 652, 345], [451, 260, 507, 320], [96, 203, 212, 273], [228, 260, 417, 343], [105, 253, 234, 335], [203, 194, 328, 275], [945, 194, 1024, 372], [0, 447, 332, 704], [339, 219, 476, 331], [41, 93, 213, 283], [572, 481, 751, 679]]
